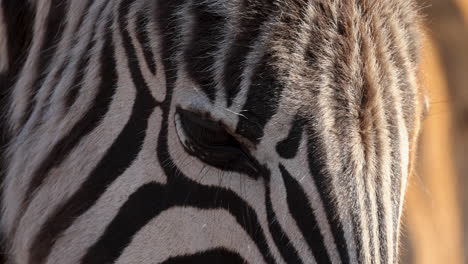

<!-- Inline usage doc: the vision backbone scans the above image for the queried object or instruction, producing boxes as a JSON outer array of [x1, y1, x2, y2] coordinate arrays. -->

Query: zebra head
[[0, 0, 425, 263]]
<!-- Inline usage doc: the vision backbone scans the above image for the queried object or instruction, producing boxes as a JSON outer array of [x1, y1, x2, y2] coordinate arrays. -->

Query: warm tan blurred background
[[401, 0, 468, 263]]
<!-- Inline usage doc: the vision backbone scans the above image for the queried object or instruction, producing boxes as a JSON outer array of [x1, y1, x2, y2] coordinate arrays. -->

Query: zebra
[[0, 0, 427, 263]]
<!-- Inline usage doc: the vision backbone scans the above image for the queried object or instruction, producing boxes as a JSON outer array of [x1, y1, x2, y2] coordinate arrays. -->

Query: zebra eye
[[174, 108, 260, 178]]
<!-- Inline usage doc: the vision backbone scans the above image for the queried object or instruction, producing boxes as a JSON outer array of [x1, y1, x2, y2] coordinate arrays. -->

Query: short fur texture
[[0, 0, 425, 263]]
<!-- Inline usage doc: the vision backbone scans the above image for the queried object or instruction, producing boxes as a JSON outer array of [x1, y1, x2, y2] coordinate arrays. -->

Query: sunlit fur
[[0, 0, 425, 263]]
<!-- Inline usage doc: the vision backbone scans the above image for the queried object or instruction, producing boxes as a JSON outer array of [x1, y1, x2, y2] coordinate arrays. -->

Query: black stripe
[[376, 176, 387, 260], [0, 78, 7, 262], [64, 0, 106, 108], [21, 0, 68, 128], [235, 53, 283, 144], [0, 1, 35, 92], [27, 15, 120, 264], [223, 0, 273, 107], [374, 17, 402, 261], [275, 115, 305, 159], [64, 37, 95, 108], [365, 41, 387, 264], [0, 1, 35, 147], [155, 0, 186, 102], [33, 0, 94, 122], [82, 179, 276, 264], [183, 1, 224, 102], [383, 9, 414, 134], [17, 6, 114, 234], [388, 100, 401, 262], [161, 248, 247, 264], [279, 164, 332, 264], [135, 10, 157, 75], [118, 0, 158, 107], [30, 0, 160, 261], [234, 0, 312, 145], [0, 2, 35, 261], [306, 129, 351, 263], [344, 157, 367, 263], [80, 183, 167, 264], [265, 172, 303, 264]]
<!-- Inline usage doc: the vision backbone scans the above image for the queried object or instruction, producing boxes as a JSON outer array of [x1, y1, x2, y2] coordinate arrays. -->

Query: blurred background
[[401, 0, 468, 263]]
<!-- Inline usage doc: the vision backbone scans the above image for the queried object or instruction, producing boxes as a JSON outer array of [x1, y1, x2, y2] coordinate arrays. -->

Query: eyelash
[[174, 108, 260, 178]]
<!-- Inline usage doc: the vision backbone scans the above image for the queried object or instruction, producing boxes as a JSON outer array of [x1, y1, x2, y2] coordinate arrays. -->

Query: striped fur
[[0, 0, 425, 263]]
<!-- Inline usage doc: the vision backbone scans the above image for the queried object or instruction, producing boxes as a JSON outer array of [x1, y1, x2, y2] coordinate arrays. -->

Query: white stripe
[[46, 0, 109, 119], [116, 208, 266, 264], [386, 3, 416, 221], [228, 15, 275, 122], [9, 0, 50, 131], [280, 142, 340, 264], [256, 107, 317, 263], [6, 5, 115, 263], [46, 108, 165, 264]]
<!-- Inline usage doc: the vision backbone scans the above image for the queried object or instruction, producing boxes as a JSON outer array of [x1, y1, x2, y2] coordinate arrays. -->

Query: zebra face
[[151, 1, 425, 263], [1, 0, 424, 263], [159, 1, 424, 263]]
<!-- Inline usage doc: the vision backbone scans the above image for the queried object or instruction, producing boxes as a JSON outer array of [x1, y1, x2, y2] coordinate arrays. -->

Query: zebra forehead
[[266, 2, 422, 110], [227, 6, 418, 100], [167, 0, 424, 143]]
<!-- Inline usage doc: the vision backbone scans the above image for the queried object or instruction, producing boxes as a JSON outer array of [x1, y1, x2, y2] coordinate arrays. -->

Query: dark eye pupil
[[176, 108, 260, 178]]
